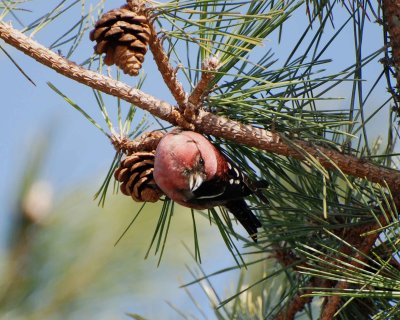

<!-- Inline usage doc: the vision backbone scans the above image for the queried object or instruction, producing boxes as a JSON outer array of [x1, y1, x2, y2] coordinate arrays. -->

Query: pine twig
[[111, 130, 165, 154], [275, 278, 330, 320], [320, 216, 386, 319], [145, 10, 187, 110], [185, 56, 220, 120], [272, 242, 330, 320], [1, 22, 400, 194], [275, 214, 389, 320], [320, 238, 378, 320]]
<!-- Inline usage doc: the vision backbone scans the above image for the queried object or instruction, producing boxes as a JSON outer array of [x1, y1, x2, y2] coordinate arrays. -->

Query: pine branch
[[111, 131, 165, 154], [276, 277, 330, 320], [1, 21, 400, 195], [0, 22, 193, 129], [382, 0, 400, 102], [185, 56, 220, 120], [145, 10, 187, 110], [275, 213, 391, 320], [188, 56, 219, 107], [272, 242, 323, 319], [319, 215, 387, 319]]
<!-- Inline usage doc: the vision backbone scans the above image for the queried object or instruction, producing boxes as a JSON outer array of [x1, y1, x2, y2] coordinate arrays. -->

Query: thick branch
[[382, 0, 400, 98], [1, 22, 400, 193], [0, 22, 192, 129], [320, 238, 379, 319], [193, 110, 400, 193], [276, 214, 389, 320], [275, 278, 329, 320], [320, 216, 385, 319]]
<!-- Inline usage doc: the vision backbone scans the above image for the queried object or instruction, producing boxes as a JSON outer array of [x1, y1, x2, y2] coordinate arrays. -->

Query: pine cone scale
[[119, 34, 138, 42], [114, 151, 163, 202], [104, 27, 124, 38], [114, 167, 130, 182], [95, 10, 124, 27], [104, 49, 115, 65], [119, 182, 131, 196], [135, 32, 150, 43], [90, 26, 109, 41], [94, 40, 109, 54], [126, 171, 140, 191]]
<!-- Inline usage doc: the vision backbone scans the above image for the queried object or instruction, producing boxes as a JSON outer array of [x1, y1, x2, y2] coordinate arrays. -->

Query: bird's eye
[[199, 157, 205, 166]]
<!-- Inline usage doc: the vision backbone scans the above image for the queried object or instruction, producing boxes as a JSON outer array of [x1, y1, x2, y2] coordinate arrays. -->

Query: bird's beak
[[189, 173, 204, 192]]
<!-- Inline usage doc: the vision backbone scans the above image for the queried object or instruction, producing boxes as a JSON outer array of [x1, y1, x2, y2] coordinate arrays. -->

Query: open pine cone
[[114, 151, 163, 202], [90, 4, 151, 76]]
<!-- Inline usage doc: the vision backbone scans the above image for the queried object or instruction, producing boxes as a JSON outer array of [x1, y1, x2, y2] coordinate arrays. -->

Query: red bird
[[153, 129, 267, 242]]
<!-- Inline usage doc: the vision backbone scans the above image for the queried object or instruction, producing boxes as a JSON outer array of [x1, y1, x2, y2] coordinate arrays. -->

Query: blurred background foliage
[[1, 131, 231, 319]]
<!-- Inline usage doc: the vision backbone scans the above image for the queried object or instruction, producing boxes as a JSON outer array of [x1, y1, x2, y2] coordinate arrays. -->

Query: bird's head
[[153, 130, 220, 203]]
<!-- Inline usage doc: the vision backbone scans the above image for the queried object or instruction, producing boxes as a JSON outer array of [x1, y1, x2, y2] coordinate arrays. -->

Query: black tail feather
[[225, 199, 261, 242]]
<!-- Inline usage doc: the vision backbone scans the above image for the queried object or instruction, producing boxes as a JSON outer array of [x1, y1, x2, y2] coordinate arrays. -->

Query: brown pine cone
[[114, 151, 163, 202], [90, 5, 151, 76]]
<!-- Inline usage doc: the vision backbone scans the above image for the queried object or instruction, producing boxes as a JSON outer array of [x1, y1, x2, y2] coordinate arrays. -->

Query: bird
[[153, 129, 268, 242]]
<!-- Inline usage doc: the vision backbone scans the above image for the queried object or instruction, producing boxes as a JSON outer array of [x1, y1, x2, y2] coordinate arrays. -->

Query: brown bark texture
[[2, 2, 400, 319], [275, 215, 387, 320], [382, 0, 400, 97], [1, 22, 398, 194]]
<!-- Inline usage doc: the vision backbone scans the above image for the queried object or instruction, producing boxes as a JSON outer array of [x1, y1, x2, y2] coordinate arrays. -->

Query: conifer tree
[[1, 0, 400, 318]]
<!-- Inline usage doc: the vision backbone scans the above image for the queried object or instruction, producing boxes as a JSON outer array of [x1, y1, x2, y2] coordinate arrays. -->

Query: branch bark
[[320, 216, 385, 319], [188, 57, 219, 107], [146, 14, 188, 110], [275, 277, 330, 320], [382, 0, 400, 99], [1, 22, 400, 194], [274, 214, 389, 320]]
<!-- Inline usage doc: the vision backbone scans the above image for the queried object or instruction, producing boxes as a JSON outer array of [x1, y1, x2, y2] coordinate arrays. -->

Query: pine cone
[[90, 5, 151, 76], [114, 151, 163, 202]]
